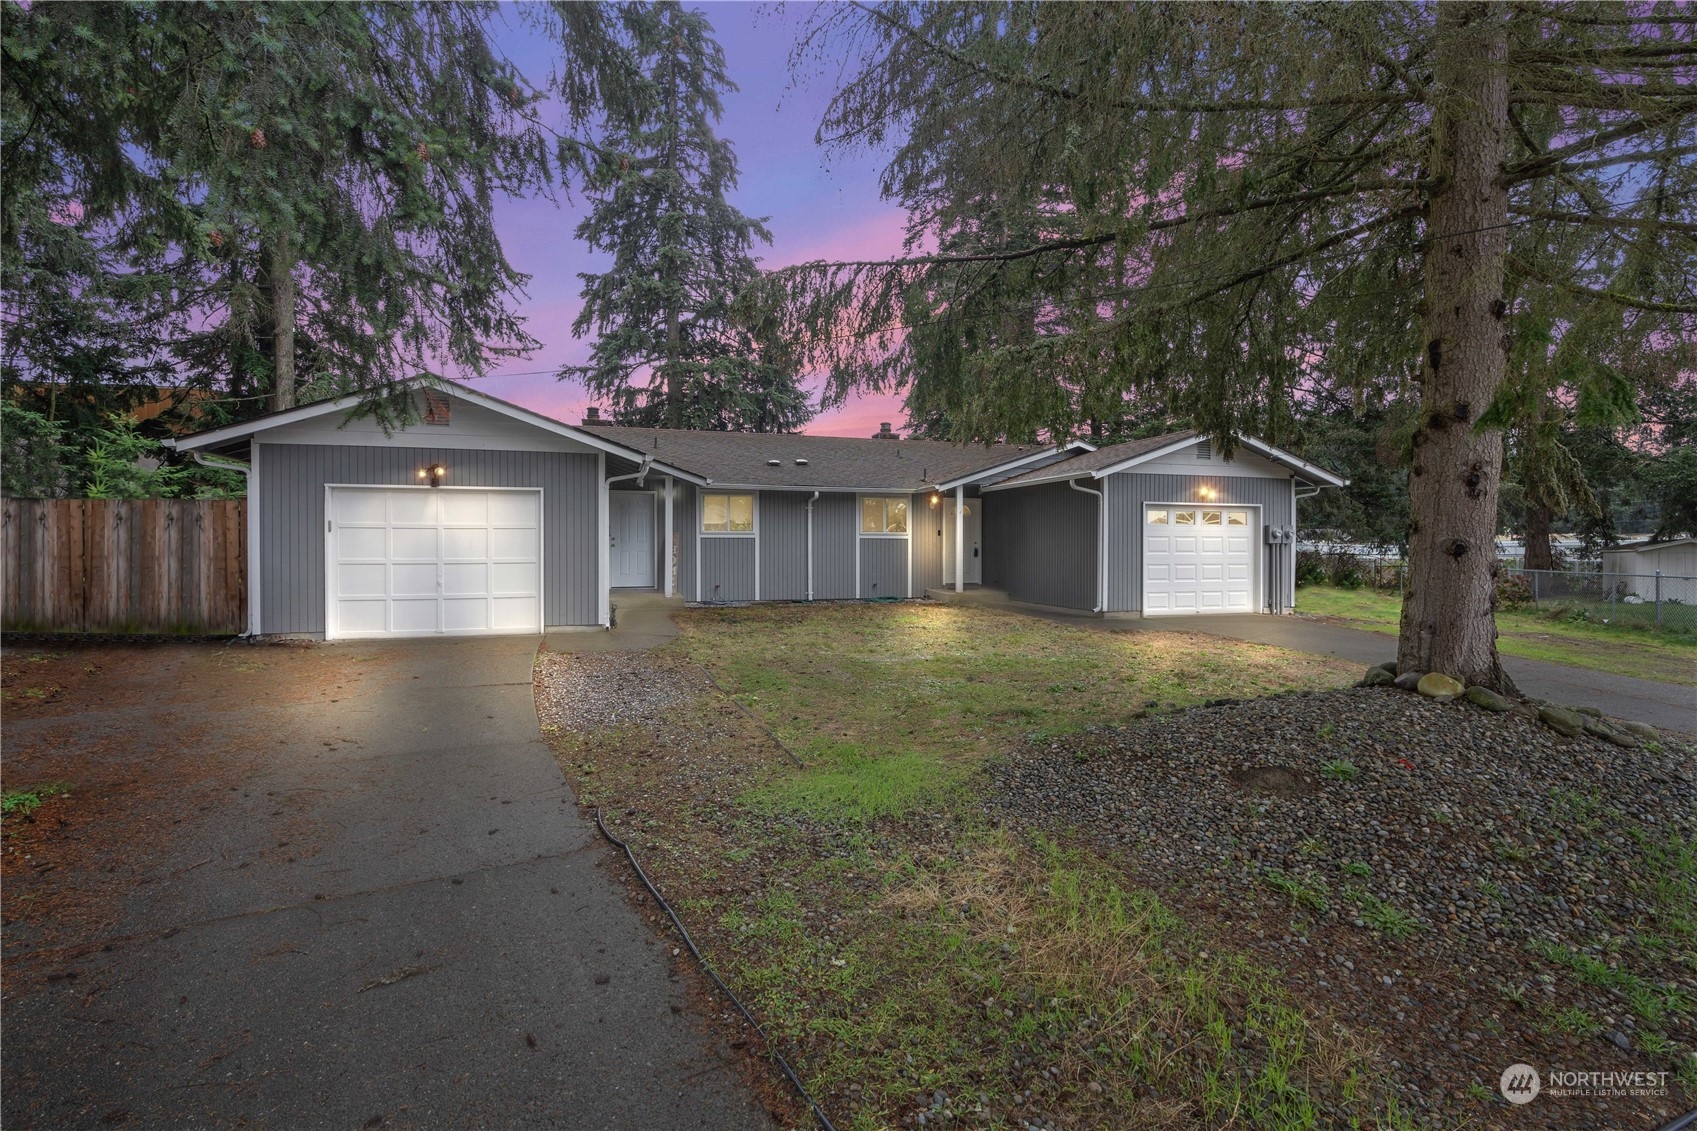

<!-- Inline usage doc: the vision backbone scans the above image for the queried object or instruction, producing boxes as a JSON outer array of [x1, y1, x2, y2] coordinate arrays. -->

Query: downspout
[[1068, 478, 1105, 614], [805, 491, 819, 601], [189, 449, 258, 637]]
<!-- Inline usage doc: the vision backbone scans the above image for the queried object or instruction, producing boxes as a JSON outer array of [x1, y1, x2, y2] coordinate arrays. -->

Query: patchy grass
[[677, 602, 1356, 823], [1295, 584, 1697, 685], [542, 605, 1411, 1129]]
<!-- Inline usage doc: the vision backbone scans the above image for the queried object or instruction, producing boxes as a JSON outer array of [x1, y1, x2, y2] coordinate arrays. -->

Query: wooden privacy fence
[[2, 498, 246, 634]]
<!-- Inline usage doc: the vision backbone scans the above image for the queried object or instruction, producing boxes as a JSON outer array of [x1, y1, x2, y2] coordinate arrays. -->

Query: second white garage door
[[1143, 504, 1257, 615], [327, 487, 542, 639]]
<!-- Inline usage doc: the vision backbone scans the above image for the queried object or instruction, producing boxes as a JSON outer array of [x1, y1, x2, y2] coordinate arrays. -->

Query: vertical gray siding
[[1104, 472, 1294, 613], [758, 491, 809, 600], [258, 442, 599, 634], [910, 491, 945, 593], [677, 485, 698, 598], [858, 537, 908, 598], [980, 481, 1099, 611], [699, 537, 757, 601]]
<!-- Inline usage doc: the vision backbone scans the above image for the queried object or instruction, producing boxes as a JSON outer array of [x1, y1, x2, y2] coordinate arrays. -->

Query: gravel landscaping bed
[[992, 685, 1696, 1128], [535, 648, 712, 734]]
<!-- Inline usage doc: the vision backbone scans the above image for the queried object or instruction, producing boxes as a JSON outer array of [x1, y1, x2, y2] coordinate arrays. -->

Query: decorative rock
[[1619, 720, 1660, 741], [1392, 671, 1425, 691], [1416, 673, 1465, 702], [1538, 706, 1585, 738], [1573, 706, 1605, 718], [1362, 667, 1395, 688], [1463, 685, 1512, 713], [1375, 661, 1399, 675]]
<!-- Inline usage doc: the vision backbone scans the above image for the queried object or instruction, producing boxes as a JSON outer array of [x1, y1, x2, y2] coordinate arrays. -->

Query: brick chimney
[[872, 421, 898, 440], [583, 406, 606, 426]]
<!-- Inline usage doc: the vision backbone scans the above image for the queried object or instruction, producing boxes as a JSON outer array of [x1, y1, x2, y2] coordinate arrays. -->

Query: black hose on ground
[[1658, 1109, 1697, 1131], [593, 807, 838, 1131]]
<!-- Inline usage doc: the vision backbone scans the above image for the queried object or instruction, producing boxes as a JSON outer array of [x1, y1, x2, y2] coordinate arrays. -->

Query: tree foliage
[[750, 0, 1695, 688], [563, 2, 811, 432], [1, 0, 618, 417]]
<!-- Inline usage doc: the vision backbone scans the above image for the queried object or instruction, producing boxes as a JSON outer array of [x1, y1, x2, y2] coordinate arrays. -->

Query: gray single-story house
[[167, 378, 1344, 639]]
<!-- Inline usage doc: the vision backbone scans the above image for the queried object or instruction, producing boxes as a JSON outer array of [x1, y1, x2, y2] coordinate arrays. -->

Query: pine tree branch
[[775, 179, 1427, 273], [1507, 3, 1697, 28], [1500, 104, 1697, 185], [1181, 206, 1424, 305], [1540, 144, 1697, 175], [1507, 254, 1697, 314], [1510, 207, 1697, 236], [848, 2, 1419, 113]]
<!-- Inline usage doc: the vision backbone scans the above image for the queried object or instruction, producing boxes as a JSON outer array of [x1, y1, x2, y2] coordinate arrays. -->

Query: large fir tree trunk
[[1522, 503, 1555, 571], [269, 232, 298, 413], [1398, 2, 1514, 691]]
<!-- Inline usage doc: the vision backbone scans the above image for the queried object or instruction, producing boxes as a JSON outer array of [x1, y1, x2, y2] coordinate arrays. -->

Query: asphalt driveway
[[2, 635, 770, 1129], [1098, 612, 1695, 734]]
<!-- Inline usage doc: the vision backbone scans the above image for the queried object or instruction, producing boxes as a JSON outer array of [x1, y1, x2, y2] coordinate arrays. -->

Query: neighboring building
[[166, 378, 1344, 640], [1600, 538, 1697, 597]]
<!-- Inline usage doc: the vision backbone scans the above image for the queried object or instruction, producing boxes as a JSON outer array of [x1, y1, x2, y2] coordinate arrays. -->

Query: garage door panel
[[491, 561, 537, 594], [391, 527, 438, 560], [489, 493, 537, 525], [339, 527, 387, 560], [492, 596, 540, 631], [338, 563, 388, 597], [442, 598, 490, 632], [337, 600, 388, 633], [1143, 502, 1256, 617], [391, 599, 439, 633], [392, 562, 438, 597], [335, 491, 387, 523], [443, 562, 488, 595], [442, 527, 488, 560], [491, 527, 538, 560], [439, 492, 489, 524], [329, 488, 543, 639]]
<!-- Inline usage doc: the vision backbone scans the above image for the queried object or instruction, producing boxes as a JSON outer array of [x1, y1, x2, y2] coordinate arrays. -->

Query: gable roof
[[162, 377, 707, 482], [987, 430, 1348, 490], [585, 425, 1071, 491]]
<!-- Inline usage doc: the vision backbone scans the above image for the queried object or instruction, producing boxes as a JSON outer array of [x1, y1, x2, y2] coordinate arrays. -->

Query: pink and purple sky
[[457, 2, 909, 438]]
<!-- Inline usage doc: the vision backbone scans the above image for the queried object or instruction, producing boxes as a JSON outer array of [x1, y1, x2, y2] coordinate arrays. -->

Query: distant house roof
[[1604, 537, 1697, 553], [986, 431, 1348, 490], [586, 425, 1072, 491]]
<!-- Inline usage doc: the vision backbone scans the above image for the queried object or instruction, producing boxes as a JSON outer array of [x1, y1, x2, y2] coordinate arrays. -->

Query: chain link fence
[[1500, 568, 1697, 632]]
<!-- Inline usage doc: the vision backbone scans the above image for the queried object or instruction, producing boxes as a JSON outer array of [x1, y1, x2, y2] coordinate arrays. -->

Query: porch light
[[418, 464, 446, 487], [930, 493, 940, 506], [1198, 485, 1216, 500]]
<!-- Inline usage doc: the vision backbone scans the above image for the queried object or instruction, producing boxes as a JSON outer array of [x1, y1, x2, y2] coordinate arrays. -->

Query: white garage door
[[1143, 504, 1256, 615], [327, 487, 542, 639]]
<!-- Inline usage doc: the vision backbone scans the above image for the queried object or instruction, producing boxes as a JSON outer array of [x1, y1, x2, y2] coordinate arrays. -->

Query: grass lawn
[[543, 605, 1426, 1129], [1295, 583, 1697, 686]]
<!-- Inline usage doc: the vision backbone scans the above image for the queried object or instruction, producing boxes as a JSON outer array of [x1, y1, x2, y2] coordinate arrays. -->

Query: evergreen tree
[[754, 1, 1695, 691], [2, 1, 619, 416], [564, 1, 812, 432]]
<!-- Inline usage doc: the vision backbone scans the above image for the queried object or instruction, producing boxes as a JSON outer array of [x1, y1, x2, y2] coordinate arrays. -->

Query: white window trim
[[856, 492, 913, 600], [322, 483, 545, 641], [856, 493, 913, 537], [699, 491, 758, 537]]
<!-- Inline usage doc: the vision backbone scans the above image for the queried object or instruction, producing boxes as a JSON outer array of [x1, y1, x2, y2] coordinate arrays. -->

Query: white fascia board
[[1234, 436, 1350, 487], [703, 482, 931, 494], [931, 444, 1080, 491], [168, 376, 709, 484]]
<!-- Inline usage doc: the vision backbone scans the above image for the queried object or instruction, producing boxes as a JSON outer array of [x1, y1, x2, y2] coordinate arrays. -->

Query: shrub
[[1295, 550, 1327, 588], [1495, 572, 1533, 609]]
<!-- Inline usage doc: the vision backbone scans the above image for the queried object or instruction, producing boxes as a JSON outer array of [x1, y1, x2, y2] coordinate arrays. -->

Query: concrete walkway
[[546, 592, 685, 654], [2, 632, 767, 1129]]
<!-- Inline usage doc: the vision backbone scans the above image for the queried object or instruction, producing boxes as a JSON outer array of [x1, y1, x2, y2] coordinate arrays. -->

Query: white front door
[[1143, 504, 1256, 615], [610, 492, 656, 588], [943, 500, 983, 584], [327, 487, 542, 639]]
